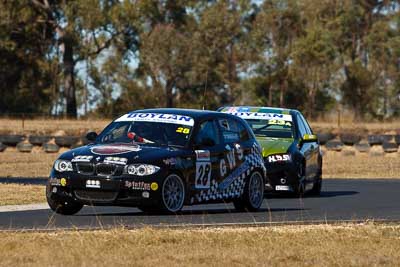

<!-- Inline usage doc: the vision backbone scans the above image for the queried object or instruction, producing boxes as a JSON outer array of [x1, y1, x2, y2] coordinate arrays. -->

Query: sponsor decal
[[49, 178, 62, 186], [104, 157, 128, 165], [86, 180, 101, 189], [218, 161, 249, 190], [72, 155, 93, 162], [237, 107, 250, 112], [60, 178, 67, 187], [267, 154, 291, 163], [151, 182, 159, 191], [222, 111, 292, 122], [125, 181, 151, 191], [163, 158, 177, 165], [91, 144, 141, 155], [115, 113, 195, 126], [195, 150, 210, 161]]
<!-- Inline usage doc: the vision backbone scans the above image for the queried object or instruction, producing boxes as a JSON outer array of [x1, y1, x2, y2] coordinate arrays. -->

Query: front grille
[[74, 190, 118, 202], [74, 163, 122, 177], [96, 163, 117, 176], [75, 163, 95, 175]]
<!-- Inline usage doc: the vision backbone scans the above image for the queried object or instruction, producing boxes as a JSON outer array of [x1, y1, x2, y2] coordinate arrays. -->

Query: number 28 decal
[[176, 127, 190, 134], [195, 162, 211, 189]]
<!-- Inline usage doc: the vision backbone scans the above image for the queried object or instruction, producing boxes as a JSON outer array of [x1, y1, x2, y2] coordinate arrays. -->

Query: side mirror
[[200, 137, 215, 147], [86, 131, 98, 142], [302, 134, 318, 143]]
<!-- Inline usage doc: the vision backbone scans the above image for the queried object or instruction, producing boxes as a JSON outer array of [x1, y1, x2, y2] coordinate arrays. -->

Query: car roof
[[219, 106, 298, 115], [130, 108, 235, 120]]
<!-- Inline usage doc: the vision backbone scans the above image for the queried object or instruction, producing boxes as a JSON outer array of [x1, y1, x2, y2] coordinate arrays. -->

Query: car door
[[192, 119, 224, 192], [295, 114, 314, 182], [296, 113, 318, 183], [299, 113, 319, 180], [216, 118, 247, 183]]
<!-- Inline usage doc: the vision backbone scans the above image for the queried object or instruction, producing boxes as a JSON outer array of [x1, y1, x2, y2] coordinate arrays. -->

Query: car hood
[[257, 137, 294, 157], [59, 143, 187, 164]]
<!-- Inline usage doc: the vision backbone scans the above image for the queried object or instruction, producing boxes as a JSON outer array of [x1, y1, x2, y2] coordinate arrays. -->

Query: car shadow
[[77, 207, 307, 217], [265, 190, 359, 199]]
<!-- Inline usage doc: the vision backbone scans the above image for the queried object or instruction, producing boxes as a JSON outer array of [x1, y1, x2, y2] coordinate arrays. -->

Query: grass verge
[[0, 184, 45, 206], [0, 224, 399, 266]]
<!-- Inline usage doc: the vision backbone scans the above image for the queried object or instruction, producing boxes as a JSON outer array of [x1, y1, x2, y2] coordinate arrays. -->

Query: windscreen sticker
[[222, 112, 292, 122], [176, 127, 191, 134], [116, 113, 195, 126], [268, 119, 292, 127]]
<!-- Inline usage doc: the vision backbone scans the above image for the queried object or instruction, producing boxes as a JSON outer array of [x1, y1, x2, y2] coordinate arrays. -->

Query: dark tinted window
[[299, 114, 312, 134], [219, 118, 240, 143], [195, 120, 220, 145], [296, 114, 308, 137], [237, 120, 250, 141]]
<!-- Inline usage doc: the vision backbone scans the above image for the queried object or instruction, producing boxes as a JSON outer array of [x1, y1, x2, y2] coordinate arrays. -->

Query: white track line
[[0, 203, 49, 212]]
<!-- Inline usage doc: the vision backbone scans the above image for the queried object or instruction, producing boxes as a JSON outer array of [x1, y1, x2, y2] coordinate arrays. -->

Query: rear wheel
[[234, 171, 264, 211], [46, 184, 83, 215]]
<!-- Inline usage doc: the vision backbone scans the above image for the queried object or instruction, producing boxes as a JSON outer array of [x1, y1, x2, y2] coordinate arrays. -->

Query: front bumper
[[48, 170, 164, 206], [264, 160, 299, 192]]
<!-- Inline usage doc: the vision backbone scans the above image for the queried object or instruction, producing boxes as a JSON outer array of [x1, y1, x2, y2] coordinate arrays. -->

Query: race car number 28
[[195, 162, 211, 189]]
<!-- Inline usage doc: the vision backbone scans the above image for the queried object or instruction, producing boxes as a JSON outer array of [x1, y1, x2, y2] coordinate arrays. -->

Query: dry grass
[[323, 151, 400, 178], [0, 148, 59, 178], [0, 224, 399, 266], [0, 184, 45, 205]]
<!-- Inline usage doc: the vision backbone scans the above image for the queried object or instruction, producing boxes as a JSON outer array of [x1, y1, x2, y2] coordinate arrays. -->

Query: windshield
[[96, 113, 194, 147], [246, 119, 294, 139]]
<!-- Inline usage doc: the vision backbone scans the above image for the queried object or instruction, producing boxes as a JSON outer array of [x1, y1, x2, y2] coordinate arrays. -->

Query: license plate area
[[275, 185, 290, 191]]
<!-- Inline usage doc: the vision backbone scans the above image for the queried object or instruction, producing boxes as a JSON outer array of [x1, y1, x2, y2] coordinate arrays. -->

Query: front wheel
[[158, 174, 185, 213], [46, 184, 83, 215], [233, 171, 264, 211], [309, 169, 322, 196]]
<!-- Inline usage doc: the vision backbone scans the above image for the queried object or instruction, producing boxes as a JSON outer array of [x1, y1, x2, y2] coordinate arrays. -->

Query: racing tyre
[[293, 163, 306, 198], [158, 174, 185, 213], [46, 184, 83, 215], [233, 171, 264, 211], [309, 170, 322, 196]]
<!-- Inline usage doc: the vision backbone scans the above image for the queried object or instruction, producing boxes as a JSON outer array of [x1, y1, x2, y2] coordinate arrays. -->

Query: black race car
[[47, 109, 266, 214], [220, 106, 323, 196]]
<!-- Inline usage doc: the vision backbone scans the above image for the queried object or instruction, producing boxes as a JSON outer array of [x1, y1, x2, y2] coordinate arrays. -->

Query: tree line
[[0, 0, 399, 120]]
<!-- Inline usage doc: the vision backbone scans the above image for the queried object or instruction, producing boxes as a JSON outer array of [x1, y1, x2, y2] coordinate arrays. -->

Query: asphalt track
[[0, 179, 399, 230]]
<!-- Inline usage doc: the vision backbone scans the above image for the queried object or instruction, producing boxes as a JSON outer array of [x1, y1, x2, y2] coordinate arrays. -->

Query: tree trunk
[[62, 34, 77, 118], [165, 79, 174, 108]]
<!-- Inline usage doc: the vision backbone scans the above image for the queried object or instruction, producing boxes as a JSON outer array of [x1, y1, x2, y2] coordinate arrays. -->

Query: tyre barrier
[[316, 132, 335, 145], [354, 142, 371, 153], [395, 135, 400, 145], [340, 133, 361, 145], [28, 135, 52, 146], [43, 143, 60, 153], [55, 136, 80, 147], [325, 139, 344, 151], [0, 135, 25, 146], [0, 142, 6, 152], [16, 142, 34, 153], [382, 142, 399, 153], [368, 135, 393, 145]]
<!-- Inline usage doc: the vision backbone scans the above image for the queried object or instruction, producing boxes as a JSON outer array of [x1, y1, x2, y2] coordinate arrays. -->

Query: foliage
[[0, 0, 399, 120]]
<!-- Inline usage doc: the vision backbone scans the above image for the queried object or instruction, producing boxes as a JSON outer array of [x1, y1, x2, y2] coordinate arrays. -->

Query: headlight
[[267, 154, 291, 163], [126, 164, 160, 176], [54, 160, 73, 172]]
